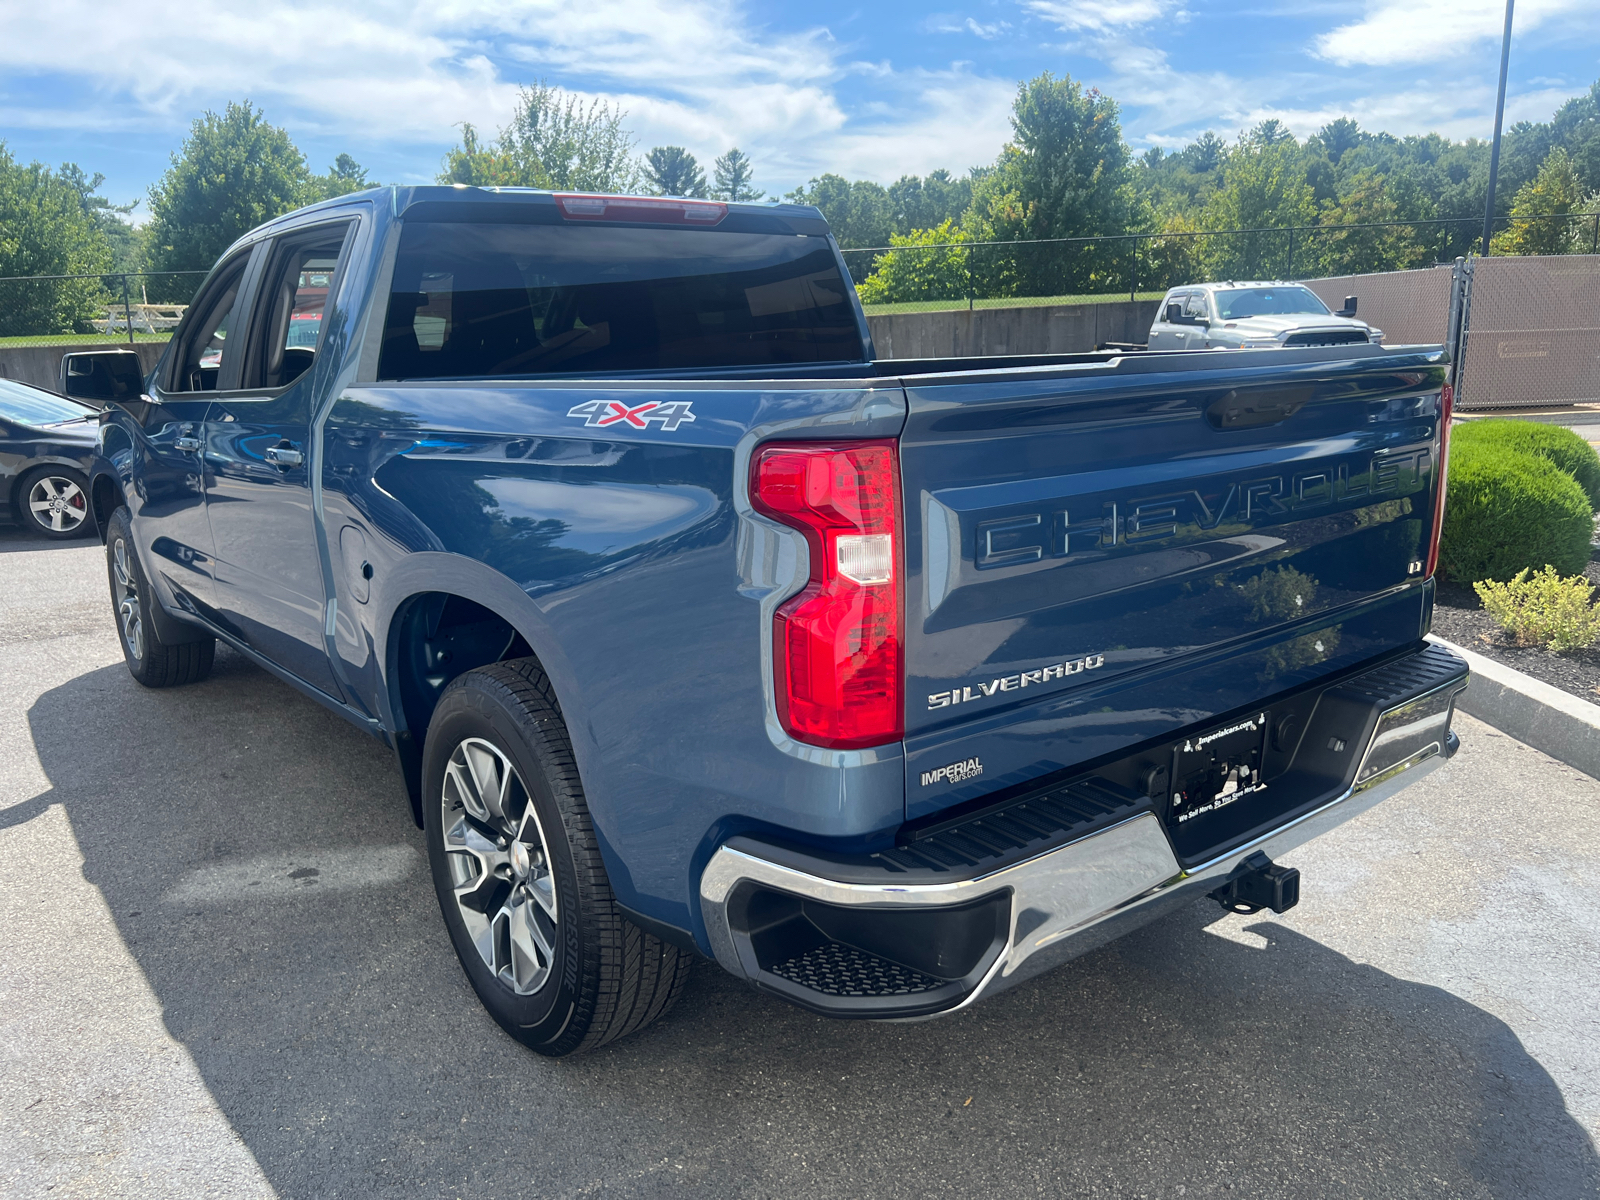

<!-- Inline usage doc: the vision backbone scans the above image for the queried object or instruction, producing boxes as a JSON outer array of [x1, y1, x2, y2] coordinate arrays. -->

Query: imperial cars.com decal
[[920, 757, 983, 787]]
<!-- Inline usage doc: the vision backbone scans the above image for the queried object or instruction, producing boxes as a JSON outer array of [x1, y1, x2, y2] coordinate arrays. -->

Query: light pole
[[1480, 0, 1515, 256]]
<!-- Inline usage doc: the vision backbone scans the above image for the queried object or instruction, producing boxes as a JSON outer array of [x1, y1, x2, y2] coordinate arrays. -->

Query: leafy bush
[[1438, 441, 1593, 583], [855, 220, 974, 305], [1475, 567, 1600, 652], [1453, 418, 1600, 509]]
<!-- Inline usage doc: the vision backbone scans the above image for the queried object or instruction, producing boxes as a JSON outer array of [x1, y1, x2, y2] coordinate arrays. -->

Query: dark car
[[0, 379, 99, 538]]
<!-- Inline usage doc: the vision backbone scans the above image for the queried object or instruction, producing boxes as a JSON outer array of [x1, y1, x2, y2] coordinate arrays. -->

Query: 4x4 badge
[[566, 399, 696, 431]]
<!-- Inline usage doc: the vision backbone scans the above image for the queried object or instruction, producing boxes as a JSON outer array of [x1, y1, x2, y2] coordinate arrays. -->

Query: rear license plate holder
[[1167, 711, 1270, 829]]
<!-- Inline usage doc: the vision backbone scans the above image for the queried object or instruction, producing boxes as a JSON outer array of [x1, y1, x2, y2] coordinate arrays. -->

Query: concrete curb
[[1429, 634, 1600, 779]]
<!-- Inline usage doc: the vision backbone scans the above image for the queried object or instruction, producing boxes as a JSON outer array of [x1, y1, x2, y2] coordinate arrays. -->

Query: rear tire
[[423, 659, 692, 1057], [105, 506, 215, 688], [19, 466, 92, 539]]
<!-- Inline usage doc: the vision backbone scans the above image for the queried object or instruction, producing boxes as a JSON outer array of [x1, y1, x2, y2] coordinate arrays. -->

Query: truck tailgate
[[898, 346, 1448, 820]]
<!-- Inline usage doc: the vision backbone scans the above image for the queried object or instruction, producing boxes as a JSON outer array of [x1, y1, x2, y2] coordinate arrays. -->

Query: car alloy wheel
[[440, 736, 559, 996], [111, 537, 144, 662], [28, 474, 88, 535]]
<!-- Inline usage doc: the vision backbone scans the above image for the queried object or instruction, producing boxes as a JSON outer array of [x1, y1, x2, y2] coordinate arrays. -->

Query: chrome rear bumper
[[699, 652, 1467, 1019]]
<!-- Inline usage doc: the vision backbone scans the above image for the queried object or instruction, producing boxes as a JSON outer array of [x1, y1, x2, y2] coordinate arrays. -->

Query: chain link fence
[[1300, 255, 1600, 409], [1302, 267, 1455, 346], [1457, 255, 1600, 409], [0, 271, 208, 347], [840, 213, 1600, 316]]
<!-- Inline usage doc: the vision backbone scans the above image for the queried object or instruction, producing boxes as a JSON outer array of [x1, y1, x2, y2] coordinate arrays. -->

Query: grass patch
[[0, 332, 174, 348], [861, 291, 1166, 316]]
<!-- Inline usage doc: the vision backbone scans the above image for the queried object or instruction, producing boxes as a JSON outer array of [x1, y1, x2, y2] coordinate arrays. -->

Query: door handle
[[175, 435, 202, 452], [264, 445, 304, 468]]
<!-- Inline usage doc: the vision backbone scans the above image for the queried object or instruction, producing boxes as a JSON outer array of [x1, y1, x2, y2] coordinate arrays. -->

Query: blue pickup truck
[[84, 187, 1468, 1056]]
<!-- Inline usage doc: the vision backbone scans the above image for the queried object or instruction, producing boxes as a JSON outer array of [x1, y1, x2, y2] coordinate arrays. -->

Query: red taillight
[[554, 194, 727, 225], [1424, 383, 1454, 579], [751, 440, 903, 749]]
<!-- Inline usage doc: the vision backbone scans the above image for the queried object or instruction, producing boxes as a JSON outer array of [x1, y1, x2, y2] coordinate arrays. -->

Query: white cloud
[[1026, 0, 1170, 32], [1023, 0, 1591, 153], [820, 69, 1018, 181], [923, 14, 1012, 38], [0, 0, 1011, 191], [1211, 83, 1586, 144], [1315, 0, 1592, 66]]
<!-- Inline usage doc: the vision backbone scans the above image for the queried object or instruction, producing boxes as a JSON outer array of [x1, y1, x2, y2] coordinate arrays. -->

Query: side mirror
[[1164, 302, 1184, 324], [1335, 295, 1357, 318], [60, 350, 144, 406]]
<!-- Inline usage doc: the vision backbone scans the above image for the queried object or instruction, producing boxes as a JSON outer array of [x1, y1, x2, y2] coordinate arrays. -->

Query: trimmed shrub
[[1453, 418, 1600, 509], [1438, 441, 1593, 583], [1475, 567, 1600, 652]]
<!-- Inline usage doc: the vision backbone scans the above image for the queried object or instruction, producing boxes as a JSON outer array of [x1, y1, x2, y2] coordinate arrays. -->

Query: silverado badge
[[927, 652, 1106, 710]]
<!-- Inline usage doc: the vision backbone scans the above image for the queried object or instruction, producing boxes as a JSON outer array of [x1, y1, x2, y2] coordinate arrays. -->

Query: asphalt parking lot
[[2, 526, 1598, 1199]]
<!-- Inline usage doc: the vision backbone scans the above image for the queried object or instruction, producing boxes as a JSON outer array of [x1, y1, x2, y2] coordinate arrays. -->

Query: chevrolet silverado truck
[[1148, 281, 1381, 350], [83, 187, 1467, 1057]]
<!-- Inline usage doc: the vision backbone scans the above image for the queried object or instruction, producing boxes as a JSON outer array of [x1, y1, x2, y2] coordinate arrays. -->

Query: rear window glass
[[377, 222, 862, 380], [0, 380, 97, 426]]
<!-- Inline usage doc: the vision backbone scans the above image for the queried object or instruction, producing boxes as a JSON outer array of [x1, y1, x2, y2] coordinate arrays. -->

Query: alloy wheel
[[111, 538, 144, 662], [28, 475, 87, 534], [440, 737, 559, 996]]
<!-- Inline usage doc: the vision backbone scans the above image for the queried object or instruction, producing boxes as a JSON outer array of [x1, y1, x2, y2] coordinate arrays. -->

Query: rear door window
[[377, 221, 862, 380], [170, 248, 253, 392], [245, 223, 352, 390]]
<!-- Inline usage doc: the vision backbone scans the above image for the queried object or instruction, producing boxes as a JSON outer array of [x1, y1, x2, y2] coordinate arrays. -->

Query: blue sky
[[1, 0, 1596, 215]]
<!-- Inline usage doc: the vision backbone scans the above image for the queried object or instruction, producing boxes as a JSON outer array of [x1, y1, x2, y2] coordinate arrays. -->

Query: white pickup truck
[[1148, 281, 1382, 351]]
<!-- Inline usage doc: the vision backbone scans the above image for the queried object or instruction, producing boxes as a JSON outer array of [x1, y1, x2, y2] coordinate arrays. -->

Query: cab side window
[[1183, 292, 1210, 321], [172, 251, 251, 392], [247, 224, 352, 390]]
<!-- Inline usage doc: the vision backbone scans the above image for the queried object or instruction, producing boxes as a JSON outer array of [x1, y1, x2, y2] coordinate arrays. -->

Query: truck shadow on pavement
[[20, 653, 1600, 1200], [0, 526, 97, 554]]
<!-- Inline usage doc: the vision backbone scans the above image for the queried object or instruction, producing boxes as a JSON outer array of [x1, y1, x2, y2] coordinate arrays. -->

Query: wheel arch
[[370, 553, 586, 828], [89, 468, 126, 543]]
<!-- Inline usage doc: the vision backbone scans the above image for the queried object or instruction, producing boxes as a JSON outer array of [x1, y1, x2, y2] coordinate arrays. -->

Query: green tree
[[1491, 147, 1587, 255], [438, 124, 520, 187], [1548, 81, 1599, 195], [1573, 191, 1600, 254], [711, 147, 763, 201], [1201, 130, 1316, 279], [1315, 169, 1428, 275], [967, 72, 1134, 293], [1182, 132, 1227, 174], [1251, 118, 1295, 148], [59, 162, 146, 274], [785, 174, 894, 254], [313, 153, 374, 200], [440, 83, 639, 193], [1139, 211, 1205, 290], [887, 169, 973, 235], [1133, 133, 1225, 215], [1316, 118, 1366, 165], [643, 146, 707, 197], [146, 101, 310, 277], [0, 145, 113, 335]]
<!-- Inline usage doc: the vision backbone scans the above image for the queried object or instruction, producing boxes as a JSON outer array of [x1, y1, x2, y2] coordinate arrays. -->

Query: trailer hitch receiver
[[1210, 852, 1300, 915]]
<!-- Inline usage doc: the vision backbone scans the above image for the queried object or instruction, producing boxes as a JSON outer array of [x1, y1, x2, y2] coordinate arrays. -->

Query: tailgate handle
[[1205, 386, 1313, 430]]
